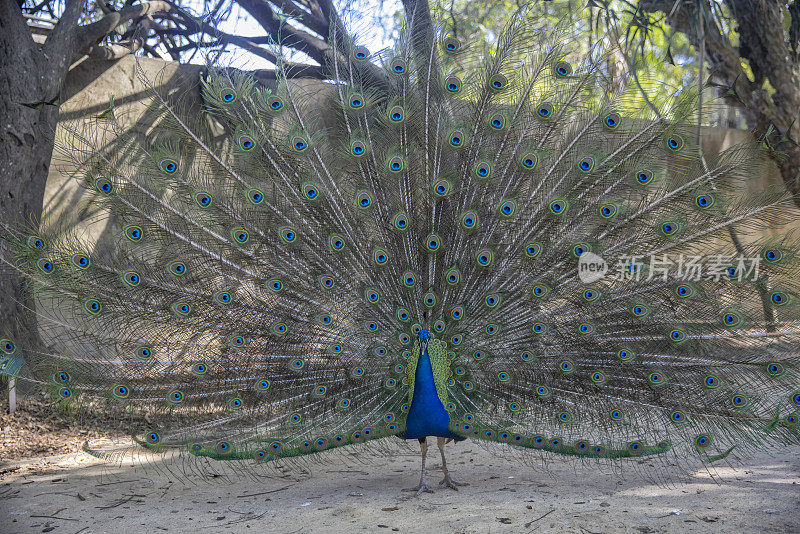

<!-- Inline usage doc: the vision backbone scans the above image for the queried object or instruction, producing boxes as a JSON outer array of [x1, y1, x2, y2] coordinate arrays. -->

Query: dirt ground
[[2, 397, 799, 534]]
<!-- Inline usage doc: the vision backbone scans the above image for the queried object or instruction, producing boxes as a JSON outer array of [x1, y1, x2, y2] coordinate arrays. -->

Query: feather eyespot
[[70, 252, 90, 269], [194, 191, 213, 208], [27, 235, 46, 249], [603, 112, 621, 130], [489, 114, 505, 129], [498, 199, 516, 217], [94, 176, 114, 195], [449, 130, 465, 147], [373, 247, 390, 265], [476, 248, 493, 267], [160, 158, 178, 174], [433, 178, 452, 196], [474, 161, 492, 179], [425, 233, 442, 253], [443, 36, 460, 53], [549, 198, 567, 214], [695, 194, 715, 209], [520, 152, 538, 170], [554, 61, 572, 77], [121, 270, 140, 287], [445, 266, 461, 285], [349, 93, 364, 109], [238, 135, 255, 151], [666, 134, 684, 151], [537, 102, 554, 118], [221, 89, 236, 103], [292, 136, 308, 152], [635, 169, 654, 185], [247, 187, 264, 204], [83, 298, 102, 315], [123, 225, 143, 242], [489, 74, 507, 91], [231, 228, 249, 244], [577, 156, 595, 172], [37, 258, 54, 274], [390, 57, 407, 74], [273, 323, 289, 336], [388, 105, 404, 122]]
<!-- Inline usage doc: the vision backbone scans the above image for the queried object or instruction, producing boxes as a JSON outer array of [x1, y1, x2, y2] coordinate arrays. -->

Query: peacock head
[[418, 329, 430, 341]]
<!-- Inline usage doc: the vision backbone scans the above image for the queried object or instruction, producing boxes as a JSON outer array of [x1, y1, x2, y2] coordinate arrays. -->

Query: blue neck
[[403, 344, 459, 440]]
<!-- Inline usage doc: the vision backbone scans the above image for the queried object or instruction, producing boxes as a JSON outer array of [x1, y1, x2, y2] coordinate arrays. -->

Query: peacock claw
[[439, 475, 468, 490], [402, 482, 434, 496]]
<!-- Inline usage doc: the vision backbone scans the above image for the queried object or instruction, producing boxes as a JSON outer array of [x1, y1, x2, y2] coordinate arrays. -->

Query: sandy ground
[[1, 439, 799, 534]]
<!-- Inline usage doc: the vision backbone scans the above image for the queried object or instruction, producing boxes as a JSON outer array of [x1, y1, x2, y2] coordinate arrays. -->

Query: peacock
[[3, 4, 800, 496]]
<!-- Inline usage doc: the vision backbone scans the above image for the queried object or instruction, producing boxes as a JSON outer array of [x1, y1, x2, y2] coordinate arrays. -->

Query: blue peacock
[[3, 4, 800, 495]]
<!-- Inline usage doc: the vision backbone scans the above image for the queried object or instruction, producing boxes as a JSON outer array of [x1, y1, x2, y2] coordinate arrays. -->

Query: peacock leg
[[437, 436, 468, 490], [402, 437, 433, 495]]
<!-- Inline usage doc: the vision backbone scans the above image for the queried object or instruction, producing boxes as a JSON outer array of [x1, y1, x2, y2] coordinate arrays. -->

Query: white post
[[8, 377, 15, 414]]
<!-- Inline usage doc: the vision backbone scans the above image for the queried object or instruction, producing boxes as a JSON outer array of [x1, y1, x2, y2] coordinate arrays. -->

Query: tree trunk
[[0, 0, 80, 364]]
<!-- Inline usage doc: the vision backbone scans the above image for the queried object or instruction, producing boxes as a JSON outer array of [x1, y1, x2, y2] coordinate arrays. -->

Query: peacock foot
[[439, 474, 468, 490], [402, 482, 434, 496]]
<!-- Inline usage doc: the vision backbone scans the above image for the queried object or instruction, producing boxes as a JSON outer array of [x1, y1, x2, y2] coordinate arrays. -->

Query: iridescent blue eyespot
[[667, 134, 684, 151], [475, 162, 491, 178], [635, 169, 654, 185], [37, 258, 54, 273], [2, 340, 17, 356], [722, 313, 741, 327], [771, 291, 789, 305], [520, 153, 538, 170], [194, 191, 212, 208], [443, 36, 460, 52], [28, 235, 46, 249], [537, 102, 554, 118], [603, 112, 621, 130], [124, 225, 143, 242], [705, 375, 720, 389], [661, 221, 679, 235], [555, 61, 572, 77], [390, 58, 407, 74], [84, 298, 102, 315], [232, 228, 249, 244], [476, 249, 493, 267], [669, 329, 687, 342], [349, 94, 364, 108], [445, 76, 461, 93], [696, 194, 714, 208], [353, 46, 369, 60], [268, 96, 283, 110], [238, 135, 255, 150], [549, 199, 567, 214], [94, 176, 114, 194], [247, 188, 263, 204], [767, 362, 785, 376], [764, 249, 783, 263], [676, 284, 694, 298], [293, 137, 307, 151], [160, 159, 178, 174], [489, 74, 507, 90]]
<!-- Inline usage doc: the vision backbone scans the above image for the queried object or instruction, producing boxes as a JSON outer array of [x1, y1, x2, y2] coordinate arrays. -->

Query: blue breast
[[403, 345, 461, 440]]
